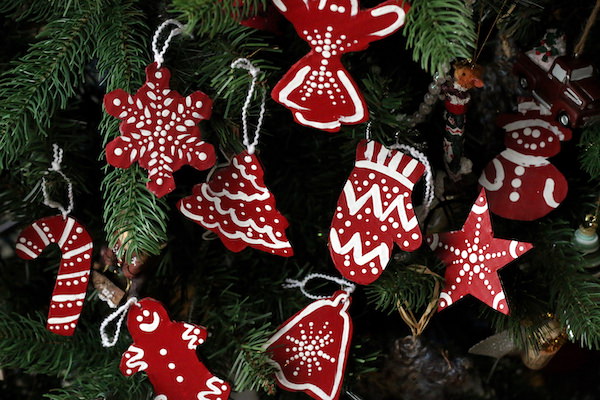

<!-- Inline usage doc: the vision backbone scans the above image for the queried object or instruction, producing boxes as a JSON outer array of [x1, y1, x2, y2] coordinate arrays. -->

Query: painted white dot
[[523, 128, 532, 136], [176, 376, 184, 383], [509, 192, 520, 202], [511, 178, 522, 188], [113, 98, 121, 106], [514, 166, 525, 176], [168, 363, 176, 369], [532, 129, 541, 138], [114, 148, 123, 156], [160, 348, 167, 355]]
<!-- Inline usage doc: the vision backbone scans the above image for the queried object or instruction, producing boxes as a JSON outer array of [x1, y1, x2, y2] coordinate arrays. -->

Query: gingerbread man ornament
[[120, 298, 231, 400], [272, 0, 410, 131]]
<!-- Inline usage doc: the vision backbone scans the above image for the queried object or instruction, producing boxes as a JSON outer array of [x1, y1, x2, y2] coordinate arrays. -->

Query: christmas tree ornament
[[479, 101, 572, 221], [271, 0, 411, 131], [265, 274, 355, 400], [402, 69, 450, 127], [329, 139, 428, 285], [100, 297, 231, 400], [92, 270, 125, 309], [15, 145, 92, 336], [440, 60, 484, 181], [103, 19, 215, 197], [520, 318, 567, 370], [178, 59, 293, 256], [572, 209, 600, 270], [426, 189, 533, 314]]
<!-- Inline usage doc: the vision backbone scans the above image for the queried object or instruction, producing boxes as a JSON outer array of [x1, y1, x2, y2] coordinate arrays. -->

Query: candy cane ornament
[[16, 215, 93, 336]]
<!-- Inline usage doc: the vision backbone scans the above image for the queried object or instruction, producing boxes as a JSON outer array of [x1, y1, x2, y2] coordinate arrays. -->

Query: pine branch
[[230, 326, 277, 393], [0, 311, 149, 399], [95, 0, 169, 262], [0, 6, 98, 169], [403, 0, 477, 74], [172, 0, 268, 35], [578, 122, 600, 180]]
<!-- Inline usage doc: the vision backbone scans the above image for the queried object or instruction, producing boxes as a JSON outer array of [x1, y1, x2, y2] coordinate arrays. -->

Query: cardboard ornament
[[479, 105, 571, 221], [178, 151, 293, 257], [271, 0, 410, 131], [426, 189, 533, 314], [15, 216, 93, 335], [329, 140, 425, 285], [120, 298, 231, 400], [104, 62, 216, 197], [265, 290, 353, 400]]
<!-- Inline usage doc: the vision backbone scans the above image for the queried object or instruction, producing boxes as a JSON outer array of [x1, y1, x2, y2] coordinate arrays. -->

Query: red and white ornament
[[120, 298, 231, 400], [265, 290, 353, 400], [178, 151, 293, 256], [426, 189, 533, 314], [479, 104, 571, 221], [271, 0, 410, 131], [15, 216, 92, 336], [329, 140, 425, 285], [104, 62, 216, 197]]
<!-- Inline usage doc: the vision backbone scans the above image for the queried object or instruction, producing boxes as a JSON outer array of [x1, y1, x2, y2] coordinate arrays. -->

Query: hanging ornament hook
[[231, 58, 267, 155], [99, 297, 139, 347], [283, 273, 356, 300], [389, 140, 434, 217], [152, 19, 186, 68], [41, 144, 74, 219]]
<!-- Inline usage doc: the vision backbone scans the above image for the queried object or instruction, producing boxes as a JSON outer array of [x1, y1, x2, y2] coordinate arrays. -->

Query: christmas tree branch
[[403, 0, 477, 74], [0, 6, 98, 169], [579, 122, 600, 180]]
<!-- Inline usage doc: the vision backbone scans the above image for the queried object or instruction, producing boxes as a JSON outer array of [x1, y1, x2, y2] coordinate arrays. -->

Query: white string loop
[[389, 141, 434, 216], [231, 58, 266, 155], [283, 273, 356, 300], [152, 19, 185, 68], [99, 297, 138, 347], [41, 144, 74, 219]]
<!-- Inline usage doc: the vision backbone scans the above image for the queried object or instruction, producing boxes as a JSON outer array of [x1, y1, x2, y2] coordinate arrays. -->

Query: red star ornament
[[265, 291, 353, 400], [329, 140, 425, 285], [104, 62, 216, 197], [15, 216, 92, 336], [271, 0, 410, 131], [121, 298, 231, 400], [426, 189, 533, 314], [177, 151, 293, 256]]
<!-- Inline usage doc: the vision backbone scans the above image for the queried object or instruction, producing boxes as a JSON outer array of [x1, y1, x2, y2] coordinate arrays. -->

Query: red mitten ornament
[[426, 189, 533, 314], [15, 216, 92, 335], [178, 151, 293, 256], [104, 62, 216, 197], [265, 291, 353, 400], [272, 0, 410, 131], [120, 298, 231, 400], [329, 140, 425, 285], [479, 107, 571, 221]]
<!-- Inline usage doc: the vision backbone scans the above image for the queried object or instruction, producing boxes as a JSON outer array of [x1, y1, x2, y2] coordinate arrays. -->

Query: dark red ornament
[[15, 216, 92, 335], [178, 151, 293, 256], [329, 140, 425, 285], [265, 291, 353, 400], [121, 298, 231, 400], [104, 62, 216, 197], [426, 189, 533, 314], [272, 0, 410, 131]]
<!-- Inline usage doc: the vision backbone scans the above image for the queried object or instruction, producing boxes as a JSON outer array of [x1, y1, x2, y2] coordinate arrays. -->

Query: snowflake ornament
[[329, 140, 426, 285], [178, 151, 293, 256], [121, 298, 231, 400], [272, 0, 410, 131], [104, 62, 216, 197], [265, 291, 353, 400], [426, 189, 533, 314]]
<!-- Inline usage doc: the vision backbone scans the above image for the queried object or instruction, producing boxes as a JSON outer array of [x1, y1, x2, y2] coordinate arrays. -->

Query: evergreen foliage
[[0, 0, 599, 399]]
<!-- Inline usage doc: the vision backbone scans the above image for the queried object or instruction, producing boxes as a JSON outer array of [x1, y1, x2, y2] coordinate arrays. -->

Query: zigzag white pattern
[[124, 345, 148, 373], [343, 183, 418, 231], [197, 376, 227, 400], [329, 229, 390, 268], [181, 323, 202, 350]]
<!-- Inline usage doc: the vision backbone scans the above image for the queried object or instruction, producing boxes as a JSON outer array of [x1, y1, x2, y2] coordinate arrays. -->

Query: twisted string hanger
[[231, 58, 267, 155], [41, 144, 74, 219], [389, 140, 434, 217], [99, 297, 139, 347], [283, 273, 356, 300], [152, 19, 186, 68]]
